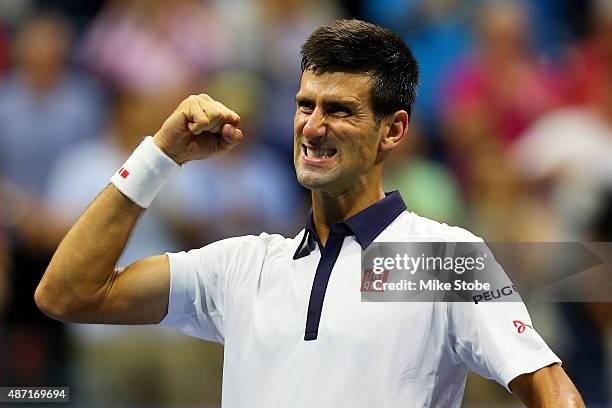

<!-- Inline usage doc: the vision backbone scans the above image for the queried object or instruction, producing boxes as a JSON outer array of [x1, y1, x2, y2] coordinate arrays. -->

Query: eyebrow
[[295, 95, 312, 105], [295, 95, 359, 110]]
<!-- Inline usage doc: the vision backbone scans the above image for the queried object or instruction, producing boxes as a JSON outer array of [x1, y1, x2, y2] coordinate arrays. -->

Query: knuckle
[[215, 103, 235, 118], [182, 95, 198, 109], [207, 107, 221, 118]]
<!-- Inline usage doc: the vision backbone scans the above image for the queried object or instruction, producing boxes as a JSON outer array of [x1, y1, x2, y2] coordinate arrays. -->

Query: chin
[[297, 174, 351, 194], [296, 172, 333, 191]]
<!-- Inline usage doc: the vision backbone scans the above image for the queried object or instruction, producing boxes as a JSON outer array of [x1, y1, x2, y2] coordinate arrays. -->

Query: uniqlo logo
[[361, 268, 390, 292], [118, 167, 129, 179]]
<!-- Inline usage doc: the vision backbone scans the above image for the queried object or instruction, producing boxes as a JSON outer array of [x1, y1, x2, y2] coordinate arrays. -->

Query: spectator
[[0, 20, 8, 75], [80, 0, 228, 94], [0, 11, 105, 196], [510, 107, 612, 238], [442, 0, 559, 147], [561, 0, 612, 107], [363, 0, 476, 136]]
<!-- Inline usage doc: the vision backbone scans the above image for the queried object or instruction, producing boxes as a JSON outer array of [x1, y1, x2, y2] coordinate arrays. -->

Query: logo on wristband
[[118, 167, 130, 179]]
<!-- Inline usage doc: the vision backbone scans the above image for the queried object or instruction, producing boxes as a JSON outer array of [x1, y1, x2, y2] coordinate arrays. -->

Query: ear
[[379, 110, 409, 151]]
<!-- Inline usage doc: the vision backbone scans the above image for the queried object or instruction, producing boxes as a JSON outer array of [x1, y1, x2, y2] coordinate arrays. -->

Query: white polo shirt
[[160, 192, 560, 407]]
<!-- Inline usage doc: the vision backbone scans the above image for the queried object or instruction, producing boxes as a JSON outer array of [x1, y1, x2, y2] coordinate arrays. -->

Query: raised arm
[[35, 94, 243, 324]]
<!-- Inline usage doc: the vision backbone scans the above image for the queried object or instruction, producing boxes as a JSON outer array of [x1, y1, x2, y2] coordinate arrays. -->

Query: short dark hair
[[301, 19, 419, 120]]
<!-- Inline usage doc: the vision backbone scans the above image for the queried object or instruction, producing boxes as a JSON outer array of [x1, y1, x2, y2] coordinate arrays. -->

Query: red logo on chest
[[118, 167, 129, 179], [361, 268, 390, 292]]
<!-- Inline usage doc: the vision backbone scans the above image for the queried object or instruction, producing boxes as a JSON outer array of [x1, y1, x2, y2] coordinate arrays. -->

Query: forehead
[[297, 70, 372, 104]]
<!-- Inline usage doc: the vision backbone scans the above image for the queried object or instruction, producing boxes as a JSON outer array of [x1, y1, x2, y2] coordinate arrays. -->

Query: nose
[[302, 107, 326, 141]]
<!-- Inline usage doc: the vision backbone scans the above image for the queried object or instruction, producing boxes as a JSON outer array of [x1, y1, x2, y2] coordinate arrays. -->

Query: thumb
[[220, 124, 244, 147]]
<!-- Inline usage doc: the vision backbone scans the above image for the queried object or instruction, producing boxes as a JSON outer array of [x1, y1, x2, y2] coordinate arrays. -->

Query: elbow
[[34, 277, 71, 322], [35, 267, 106, 323]]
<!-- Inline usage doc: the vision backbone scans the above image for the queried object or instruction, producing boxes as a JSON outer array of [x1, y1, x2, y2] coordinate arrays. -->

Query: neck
[[311, 179, 384, 246]]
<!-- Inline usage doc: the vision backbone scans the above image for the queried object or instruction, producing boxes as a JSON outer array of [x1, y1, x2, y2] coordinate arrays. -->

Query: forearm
[[35, 184, 143, 320], [511, 364, 585, 407]]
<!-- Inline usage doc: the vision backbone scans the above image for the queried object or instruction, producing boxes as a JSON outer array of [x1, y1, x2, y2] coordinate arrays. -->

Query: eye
[[330, 106, 352, 117], [335, 106, 352, 115], [325, 102, 352, 117], [297, 100, 314, 113]]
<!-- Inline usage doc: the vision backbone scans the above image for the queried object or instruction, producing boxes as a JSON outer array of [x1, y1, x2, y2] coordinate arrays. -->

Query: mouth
[[301, 144, 337, 166]]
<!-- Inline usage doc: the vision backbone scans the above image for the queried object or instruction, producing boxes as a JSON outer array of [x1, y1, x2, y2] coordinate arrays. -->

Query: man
[[35, 19, 584, 407]]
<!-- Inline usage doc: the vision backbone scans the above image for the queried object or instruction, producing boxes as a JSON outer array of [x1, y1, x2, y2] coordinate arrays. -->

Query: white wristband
[[110, 136, 181, 208]]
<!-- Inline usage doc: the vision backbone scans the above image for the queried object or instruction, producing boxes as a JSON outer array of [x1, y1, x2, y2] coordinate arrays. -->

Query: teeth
[[306, 147, 336, 158]]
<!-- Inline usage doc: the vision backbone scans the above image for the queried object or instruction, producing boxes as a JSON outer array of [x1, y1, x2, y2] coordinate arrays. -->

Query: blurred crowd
[[0, 0, 610, 407]]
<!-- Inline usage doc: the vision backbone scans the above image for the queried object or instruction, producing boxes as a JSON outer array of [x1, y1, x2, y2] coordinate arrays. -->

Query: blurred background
[[0, 0, 610, 406]]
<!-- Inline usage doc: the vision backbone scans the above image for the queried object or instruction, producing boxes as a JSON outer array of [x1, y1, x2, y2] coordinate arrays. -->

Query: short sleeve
[[158, 234, 269, 344], [448, 301, 561, 392]]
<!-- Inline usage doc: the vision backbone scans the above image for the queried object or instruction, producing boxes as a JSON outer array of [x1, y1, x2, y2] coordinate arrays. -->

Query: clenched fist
[[153, 94, 243, 164]]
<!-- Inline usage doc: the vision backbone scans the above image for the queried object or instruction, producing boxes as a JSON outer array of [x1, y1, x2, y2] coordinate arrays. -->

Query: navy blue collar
[[293, 191, 407, 259]]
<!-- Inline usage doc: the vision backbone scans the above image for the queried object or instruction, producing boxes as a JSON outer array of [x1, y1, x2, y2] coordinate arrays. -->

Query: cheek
[[294, 112, 306, 133], [354, 134, 380, 162], [293, 119, 302, 148]]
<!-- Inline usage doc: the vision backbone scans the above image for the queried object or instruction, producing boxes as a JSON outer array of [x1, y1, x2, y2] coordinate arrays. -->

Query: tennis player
[[35, 19, 584, 407]]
